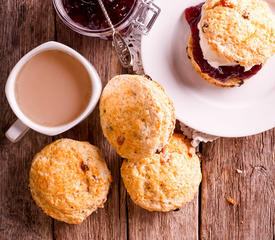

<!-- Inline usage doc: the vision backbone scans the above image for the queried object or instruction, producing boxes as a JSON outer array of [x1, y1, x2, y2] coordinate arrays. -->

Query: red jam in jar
[[185, 3, 262, 83], [62, 0, 137, 30]]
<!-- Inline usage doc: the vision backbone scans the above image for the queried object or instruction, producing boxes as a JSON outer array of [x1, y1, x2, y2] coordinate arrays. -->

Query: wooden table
[[1, 1, 274, 239]]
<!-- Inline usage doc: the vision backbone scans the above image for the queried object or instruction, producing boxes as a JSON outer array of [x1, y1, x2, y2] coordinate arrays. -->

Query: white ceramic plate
[[141, 0, 275, 137]]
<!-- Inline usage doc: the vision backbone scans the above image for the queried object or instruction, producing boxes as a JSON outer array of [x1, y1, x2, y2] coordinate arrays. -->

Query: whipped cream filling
[[198, 11, 253, 72]]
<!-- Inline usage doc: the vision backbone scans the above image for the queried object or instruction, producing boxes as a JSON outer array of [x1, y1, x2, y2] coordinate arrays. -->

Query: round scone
[[29, 139, 112, 224], [100, 74, 175, 160], [185, 0, 275, 87], [121, 134, 201, 212]]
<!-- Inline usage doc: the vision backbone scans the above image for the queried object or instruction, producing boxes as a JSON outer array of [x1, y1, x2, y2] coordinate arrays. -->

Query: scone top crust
[[200, 0, 275, 66], [121, 134, 202, 212], [29, 139, 112, 224], [100, 74, 175, 160]]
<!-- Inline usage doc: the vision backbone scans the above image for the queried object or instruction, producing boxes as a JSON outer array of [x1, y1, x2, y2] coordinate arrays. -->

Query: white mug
[[5, 41, 102, 143]]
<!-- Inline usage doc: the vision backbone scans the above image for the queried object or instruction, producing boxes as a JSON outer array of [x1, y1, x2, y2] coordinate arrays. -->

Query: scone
[[100, 74, 175, 160], [185, 0, 275, 87], [121, 134, 202, 212], [29, 139, 112, 224]]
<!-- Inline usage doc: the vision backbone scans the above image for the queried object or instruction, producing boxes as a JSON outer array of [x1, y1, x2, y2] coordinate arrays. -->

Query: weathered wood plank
[[126, 123, 199, 240], [201, 130, 275, 240], [53, 18, 127, 240], [127, 195, 199, 240], [120, 82, 200, 239], [0, 0, 55, 239]]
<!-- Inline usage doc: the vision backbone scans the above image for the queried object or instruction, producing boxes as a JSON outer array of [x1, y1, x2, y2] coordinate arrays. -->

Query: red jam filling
[[185, 3, 262, 83], [63, 0, 136, 30]]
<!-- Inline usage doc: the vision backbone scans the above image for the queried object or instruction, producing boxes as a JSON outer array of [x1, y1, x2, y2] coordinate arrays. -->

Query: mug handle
[[5, 119, 29, 143]]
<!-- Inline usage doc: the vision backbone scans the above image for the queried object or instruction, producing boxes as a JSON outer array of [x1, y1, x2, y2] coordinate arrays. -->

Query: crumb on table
[[236, 169, 243, 174], [226, 196, 237, 205]]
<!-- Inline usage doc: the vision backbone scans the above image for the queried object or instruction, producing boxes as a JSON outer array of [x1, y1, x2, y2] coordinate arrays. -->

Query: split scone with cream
[[29, 139, 112, 224], [121, 134, 201, 212], [185, 0, 275, 87], [100, 74, 175, 160]]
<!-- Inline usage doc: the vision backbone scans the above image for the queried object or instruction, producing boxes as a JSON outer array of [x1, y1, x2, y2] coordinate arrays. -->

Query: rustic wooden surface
[[201, 133, 275, 240], [0, 1, 274, 240]]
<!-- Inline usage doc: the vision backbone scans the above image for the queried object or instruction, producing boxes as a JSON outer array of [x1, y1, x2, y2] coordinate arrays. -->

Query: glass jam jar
[[53, 0, 160, 38]]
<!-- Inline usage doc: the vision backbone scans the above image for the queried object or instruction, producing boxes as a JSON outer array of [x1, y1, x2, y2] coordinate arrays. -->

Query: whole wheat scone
[[121, 134, 202, 212], [29, 139, 112, 224], [187, 37, 245, 87], [100, 74, 175, 160], [200, 0, 275, 67]]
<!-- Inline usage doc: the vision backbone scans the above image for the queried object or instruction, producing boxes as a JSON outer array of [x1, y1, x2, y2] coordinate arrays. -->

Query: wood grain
[[127, 195, 199, 240], [201, 130, 275, 240], [0, 0, 55, 239], [126, 122, 199, 240], [52, 18, 128, 240]]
